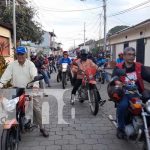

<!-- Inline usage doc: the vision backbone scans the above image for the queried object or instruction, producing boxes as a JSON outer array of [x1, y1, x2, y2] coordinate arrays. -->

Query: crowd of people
[[0, 46, 150, 141]]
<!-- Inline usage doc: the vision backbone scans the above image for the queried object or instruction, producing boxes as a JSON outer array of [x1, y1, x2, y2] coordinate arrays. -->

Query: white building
[[108, 19, 150, 66]]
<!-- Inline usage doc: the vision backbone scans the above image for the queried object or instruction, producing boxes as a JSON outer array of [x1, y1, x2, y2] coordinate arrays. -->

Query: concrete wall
[[145, 38, 150, 66], [0, 26, 14, 62], [109, 21, 150, 66]]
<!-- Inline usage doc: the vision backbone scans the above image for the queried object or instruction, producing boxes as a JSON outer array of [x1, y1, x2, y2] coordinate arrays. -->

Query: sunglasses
[[125, 53, 136, 57]]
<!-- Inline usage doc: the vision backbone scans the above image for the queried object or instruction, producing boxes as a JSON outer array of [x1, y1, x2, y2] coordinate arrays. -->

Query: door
[[124, 42, 129, 49], [136, 38, 145, 64]]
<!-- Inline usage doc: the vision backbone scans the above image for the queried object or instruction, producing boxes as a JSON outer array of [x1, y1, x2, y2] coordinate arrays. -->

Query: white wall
[[115, 44, 124, 59], [129, 41, 137, 62], [145, 38, 150, 66]]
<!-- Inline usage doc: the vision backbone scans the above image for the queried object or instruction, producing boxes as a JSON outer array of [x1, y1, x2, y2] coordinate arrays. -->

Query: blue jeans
[[40, 70, 50, 85], [117, 94, 130, 130], [117, 93, 139, 130]]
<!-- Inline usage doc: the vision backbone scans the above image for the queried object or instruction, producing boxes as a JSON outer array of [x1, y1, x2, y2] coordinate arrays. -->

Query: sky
[[28, 0, 150, 50]]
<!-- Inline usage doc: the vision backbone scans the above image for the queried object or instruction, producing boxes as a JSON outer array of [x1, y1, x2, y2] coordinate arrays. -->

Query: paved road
[[0, 73, 143, 150]]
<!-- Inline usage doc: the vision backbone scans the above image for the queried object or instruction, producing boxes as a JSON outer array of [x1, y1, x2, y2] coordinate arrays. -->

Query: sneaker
[[40, 128, 49, 137], [70, 94, 75, 105], [116, 128, 125, 139]]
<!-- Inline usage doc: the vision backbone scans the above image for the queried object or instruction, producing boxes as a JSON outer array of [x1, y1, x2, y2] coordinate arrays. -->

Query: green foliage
[[91, 47, 99, 56], [107, 25, 129, 36], [0, 4, 44, 44]]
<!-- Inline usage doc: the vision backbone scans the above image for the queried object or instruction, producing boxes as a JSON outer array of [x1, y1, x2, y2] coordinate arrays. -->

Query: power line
[[108, 0, 150, 17], [38, 6, 102, 13]]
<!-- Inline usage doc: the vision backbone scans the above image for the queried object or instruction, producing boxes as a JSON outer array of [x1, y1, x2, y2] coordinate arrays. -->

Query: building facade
[[108, 19, 150, 66]]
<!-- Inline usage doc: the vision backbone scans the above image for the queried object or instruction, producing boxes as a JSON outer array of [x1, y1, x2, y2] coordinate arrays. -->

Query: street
[[1, 73, 141, 150]]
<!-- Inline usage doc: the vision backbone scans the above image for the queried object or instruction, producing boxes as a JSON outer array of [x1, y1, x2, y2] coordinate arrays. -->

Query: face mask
[[81, 55, 87, 61]]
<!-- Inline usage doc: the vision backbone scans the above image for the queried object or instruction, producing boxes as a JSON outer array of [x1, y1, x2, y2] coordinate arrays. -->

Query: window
[[124, 42, 129, 49]]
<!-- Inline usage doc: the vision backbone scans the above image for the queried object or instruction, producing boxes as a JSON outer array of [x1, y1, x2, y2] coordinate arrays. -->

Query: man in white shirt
[[0, 46, 49, 137]]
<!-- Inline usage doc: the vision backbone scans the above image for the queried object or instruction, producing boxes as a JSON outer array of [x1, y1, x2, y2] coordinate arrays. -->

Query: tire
[[1, 127, 19, 150], [62, 72, 66, 89], [88, 86, 99, 116], [57, 74, 60, 82], [77, 86, 86, 103], [101, 72, 105, 84], [142, 141, 148, 150]]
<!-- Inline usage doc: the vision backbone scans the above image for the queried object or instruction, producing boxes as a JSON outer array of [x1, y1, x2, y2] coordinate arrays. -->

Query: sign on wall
[[0, 36, 10, 56]]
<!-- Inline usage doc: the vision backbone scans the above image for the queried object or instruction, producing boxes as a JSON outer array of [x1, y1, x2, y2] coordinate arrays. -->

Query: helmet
[[80, 49, 88, 55], [16, 46, 27, 54], [63, 51, 68, 55], [107, 84, 124, 102], [76, 51, 81, 58]]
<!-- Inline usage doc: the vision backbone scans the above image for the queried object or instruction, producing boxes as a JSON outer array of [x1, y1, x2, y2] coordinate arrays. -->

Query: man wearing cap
[[116, 52, 124, 64], [112, 47, 150, 139], [0, 46, 49, 137]]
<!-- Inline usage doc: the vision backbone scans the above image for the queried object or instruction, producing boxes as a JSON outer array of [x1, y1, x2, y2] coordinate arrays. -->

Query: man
[[71, 51, 81, 86], [87, 52, 97, 64], [71, 49, 102, 104], [57, 51, 72, 81], [112, 47, 150, 139], [48, 54, 56, 73], [116, 52, 124, 64], [0, 46, 49, 137]]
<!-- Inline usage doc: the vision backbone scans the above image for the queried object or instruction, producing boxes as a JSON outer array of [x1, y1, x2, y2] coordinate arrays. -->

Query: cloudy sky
[[29, 0, 150, 50]]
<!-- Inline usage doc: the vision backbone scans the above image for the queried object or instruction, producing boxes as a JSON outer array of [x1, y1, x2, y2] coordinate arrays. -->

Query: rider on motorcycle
[[111, 47, 150, 139], [71, 49, 102, 104], [0, 46, 49, 137], [57, 51, 72, 80]]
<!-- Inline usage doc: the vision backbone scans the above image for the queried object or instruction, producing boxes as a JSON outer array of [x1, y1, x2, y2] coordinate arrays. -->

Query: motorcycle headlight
[[89, 75, 93, 80], [145, 100, 150, 113]]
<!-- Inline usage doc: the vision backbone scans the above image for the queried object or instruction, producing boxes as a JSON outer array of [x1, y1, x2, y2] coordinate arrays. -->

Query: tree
[[0, 3, 44, 44], [107, 25, 129, 37]]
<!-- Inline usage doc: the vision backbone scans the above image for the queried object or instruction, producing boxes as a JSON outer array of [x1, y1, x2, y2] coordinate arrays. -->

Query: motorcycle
[[0, 76, 43, 150], [73, 67, 103, 116], [57, 63, 72, 89], [108, 69, 150, 150]]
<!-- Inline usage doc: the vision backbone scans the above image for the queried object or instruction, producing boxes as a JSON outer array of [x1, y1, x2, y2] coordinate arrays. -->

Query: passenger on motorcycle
[[71, 49, 102, 104], [111, 47, 150, 139], [71, 51, 81, 85], [0, 46, 49, 137]]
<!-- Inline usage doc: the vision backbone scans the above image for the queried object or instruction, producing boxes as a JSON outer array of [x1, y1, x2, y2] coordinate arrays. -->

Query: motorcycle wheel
[[101, 73, 105, 84], [1, 127, 19, 150], [57, 74, 60, 82], [88, 87, 99, 116], [62, 72, 66, 89]]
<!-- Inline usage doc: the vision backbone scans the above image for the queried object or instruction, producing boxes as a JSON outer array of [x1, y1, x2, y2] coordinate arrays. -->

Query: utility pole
[[103, 0, 106, 51], [5, 0, 8, 7], [74, 39, 75, 49], [13, 0, 16, 49], [99, 14, 102, 48], [83, 22, 85, 46]]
